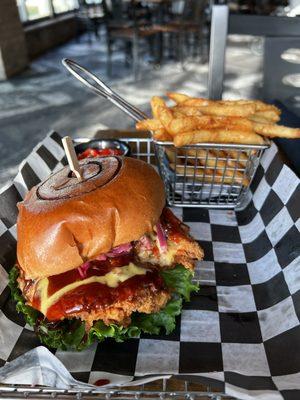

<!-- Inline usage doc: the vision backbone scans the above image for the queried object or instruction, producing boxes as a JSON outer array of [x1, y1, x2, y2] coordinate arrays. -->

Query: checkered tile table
[[0, 132, 299, 400]]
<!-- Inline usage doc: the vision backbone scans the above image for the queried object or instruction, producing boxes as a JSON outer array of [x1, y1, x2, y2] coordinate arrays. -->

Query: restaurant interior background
[[0, 0, 299, 187]]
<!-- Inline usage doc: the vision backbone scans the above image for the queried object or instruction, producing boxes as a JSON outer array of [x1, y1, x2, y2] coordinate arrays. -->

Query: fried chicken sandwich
[[10, 156, 203, 350]]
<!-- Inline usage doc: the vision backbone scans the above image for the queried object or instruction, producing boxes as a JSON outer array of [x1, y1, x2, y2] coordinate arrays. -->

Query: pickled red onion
[[156, 221, 167, 253]]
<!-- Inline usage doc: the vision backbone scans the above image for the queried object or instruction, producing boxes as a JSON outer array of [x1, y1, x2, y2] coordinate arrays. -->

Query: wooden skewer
[[62, 136, 82, 181]]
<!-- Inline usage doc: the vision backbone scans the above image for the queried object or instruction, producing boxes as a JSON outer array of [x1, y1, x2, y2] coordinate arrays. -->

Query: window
[[17, 0, 79, 23], [52, 0, 79, 14]]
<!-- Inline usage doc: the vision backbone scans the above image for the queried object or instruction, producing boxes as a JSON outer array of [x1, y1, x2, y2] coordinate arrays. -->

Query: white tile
[[0, 220, 8, 236], [209, 210, 237, 226], [222, 343, 270, 376], [213, 242, 246, 264], [247, 249, 281, 285], [283, 256, 300, 295], [0, 266, 8, 295], [253, 177, 271, 211], [260, 143, 278, 172], [194, 261, 216, 285], [258, 297, 299, 341], [180, 310, 220, 342], [273, 372, 300, 391], [266, 207, 294, 246], [225, 383, 283, 400], [188, 222, 212, 241], [272, 165, 299, 205], [56, 342, 97, 372], [217, 285, 256, 313], [239, 213, 265, 244], [0, 311, 23, 361], [135, 340, 179, 375], [170, 207, 183, 221], [9, 224, 17, 240]]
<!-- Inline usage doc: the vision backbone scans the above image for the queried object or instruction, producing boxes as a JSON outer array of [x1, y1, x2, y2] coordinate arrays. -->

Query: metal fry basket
[[154, 140, 269, 209]]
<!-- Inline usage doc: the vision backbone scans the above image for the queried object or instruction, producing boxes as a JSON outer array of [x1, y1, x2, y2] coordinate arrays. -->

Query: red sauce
[[94, 379, 110, 386], [78, 148, 123, 160], [161, 208, 190, 243], [46, 271, 164, 321], [47, 254, 133, 296]]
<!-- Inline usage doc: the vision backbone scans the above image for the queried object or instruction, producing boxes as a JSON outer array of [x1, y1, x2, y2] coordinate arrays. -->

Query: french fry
[[136, 119, 163, 131], [184, 149, 249, 185], [150, 96, 166, 119], [167, 92, 191, 104], [253, 123, 300, 139], [165, 148, 177, 164], [187, 103, 257, 117], [173, 129, 266, 147], [169, 164, 247, 185], [250, 110, 280, 123], [153, 129, 172, 141], [173, 105, 204, 117]]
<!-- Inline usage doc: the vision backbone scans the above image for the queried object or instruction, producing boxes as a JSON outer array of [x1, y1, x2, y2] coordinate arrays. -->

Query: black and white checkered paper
[[0, 132, 299, 400]]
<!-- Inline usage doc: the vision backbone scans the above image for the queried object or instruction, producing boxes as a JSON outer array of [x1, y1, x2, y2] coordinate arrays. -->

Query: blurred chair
[[154, 0, 208, 67], [103, 0, 160, 80], [76, 1, 105, 43]]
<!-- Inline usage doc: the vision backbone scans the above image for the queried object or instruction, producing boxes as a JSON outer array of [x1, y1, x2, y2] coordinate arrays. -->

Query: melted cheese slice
[[37, 263, 147, 315]]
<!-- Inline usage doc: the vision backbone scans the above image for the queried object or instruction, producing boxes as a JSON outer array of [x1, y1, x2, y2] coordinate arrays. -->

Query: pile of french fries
[[136, 93, 300, 146], [136, 93, 300, 188]]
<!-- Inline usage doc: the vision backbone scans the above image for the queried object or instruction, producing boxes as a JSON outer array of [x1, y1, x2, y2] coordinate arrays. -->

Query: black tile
[[50, 131, 64, 148], [141, 315, 181, 341], [61, 155, 68, 166], [292, 290, 300, 322], [211, 225, 241, 243], [250, 164, 264, 193], [281, 390, 300, 400], [72, 372, 90, 384], [0, 286, 10, 309], [225, 372, 276, 390], [265, 153, 284, 186], [236, 200, 258, 226], [243, 231, 273, 263], [179, 342, 223, 373], [20, 162, 41, 190], [7, 329, 42, 362], [215, 263, 250, 286], [260, 190, 284, 226], [183, 208, 210, 223], [37, 145, 60, 170], [2, 295, 26, 327], [252, 272, 290, 311], [199, 241, 213, 262], [220, 312, 262, 343], [0, 185, 22, 228], [183, 286, 218, 312], [274, 226, 300, 268], [265, 326, 300, 376], [286, 185, 300, 223], [92, 339, 139, 375], [0, 231, 17, 272]]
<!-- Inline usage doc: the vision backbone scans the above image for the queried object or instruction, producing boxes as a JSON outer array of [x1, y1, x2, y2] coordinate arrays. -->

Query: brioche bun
[[17, 157, 165, 279]]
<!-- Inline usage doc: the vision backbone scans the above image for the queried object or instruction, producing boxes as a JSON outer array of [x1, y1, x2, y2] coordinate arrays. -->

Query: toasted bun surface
[[17, 157, 165, 279]]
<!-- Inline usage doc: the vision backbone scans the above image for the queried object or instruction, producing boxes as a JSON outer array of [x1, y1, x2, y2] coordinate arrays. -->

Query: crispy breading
[[70, 288, 170, 329]]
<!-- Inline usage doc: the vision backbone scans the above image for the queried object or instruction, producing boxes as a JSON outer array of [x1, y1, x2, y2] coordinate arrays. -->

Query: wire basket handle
[[62, 58, 148, 123]]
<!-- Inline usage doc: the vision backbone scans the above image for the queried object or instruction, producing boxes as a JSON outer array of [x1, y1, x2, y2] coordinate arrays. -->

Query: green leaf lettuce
[[9, 265, 198, 350]]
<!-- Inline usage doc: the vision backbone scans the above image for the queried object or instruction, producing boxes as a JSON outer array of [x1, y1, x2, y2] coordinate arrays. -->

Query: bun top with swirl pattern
[[17, 157, 165, 279]]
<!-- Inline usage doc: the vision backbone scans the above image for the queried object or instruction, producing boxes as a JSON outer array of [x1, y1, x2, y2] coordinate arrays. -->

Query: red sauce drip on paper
[[94, 379, 110, 386]]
